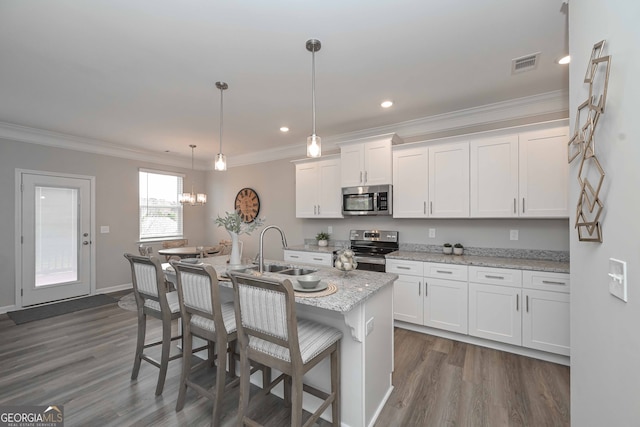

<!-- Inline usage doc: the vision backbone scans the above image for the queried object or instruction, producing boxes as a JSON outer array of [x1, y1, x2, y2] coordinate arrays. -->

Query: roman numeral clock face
[[234, 188, 260, 223]]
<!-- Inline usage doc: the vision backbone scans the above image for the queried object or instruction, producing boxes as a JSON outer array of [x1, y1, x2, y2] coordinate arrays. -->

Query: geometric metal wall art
[[568, 40, 611, 243]]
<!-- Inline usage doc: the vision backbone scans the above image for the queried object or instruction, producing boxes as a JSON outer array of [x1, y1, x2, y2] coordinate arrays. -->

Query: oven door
[[354, 255, 386, 272]]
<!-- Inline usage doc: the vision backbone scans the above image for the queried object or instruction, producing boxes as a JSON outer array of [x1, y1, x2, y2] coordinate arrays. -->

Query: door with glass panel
[[20, 172, 93, 306]]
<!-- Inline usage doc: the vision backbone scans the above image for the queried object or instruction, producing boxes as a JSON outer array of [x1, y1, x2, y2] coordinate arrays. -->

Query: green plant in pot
[[453, 243, 464, 255], [316, 231, 330, 247], [443, 243, 453, 255]]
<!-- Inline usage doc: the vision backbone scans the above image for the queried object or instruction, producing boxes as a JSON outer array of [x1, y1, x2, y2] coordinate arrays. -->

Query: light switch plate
[[609, 258, 628, 302], [428, 228, 436, 238], [327, 226, 333, 234], [510, 229, 519, 240], [365, 317, 374, 336], [100, 225, 110, 234]]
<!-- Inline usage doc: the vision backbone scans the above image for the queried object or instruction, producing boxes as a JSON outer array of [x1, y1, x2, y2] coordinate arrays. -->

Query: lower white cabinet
[[468, 282, 522, 346], [393, 274, 424, 324], [424, 277, 468, 334], [283, 250, 333, 267]]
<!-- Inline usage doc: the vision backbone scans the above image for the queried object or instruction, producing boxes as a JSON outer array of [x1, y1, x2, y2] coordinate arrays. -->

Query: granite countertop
[[386, 251, 569, 273], [164, 258, 397, 313], [285, 244, 342, 254]]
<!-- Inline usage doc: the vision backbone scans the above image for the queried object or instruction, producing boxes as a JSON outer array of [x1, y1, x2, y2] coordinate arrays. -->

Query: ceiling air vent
[[511, 52, 540, 74]]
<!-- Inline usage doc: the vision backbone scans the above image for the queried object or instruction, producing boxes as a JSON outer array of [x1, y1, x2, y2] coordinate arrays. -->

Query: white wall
[[569, 1, 640, 426]]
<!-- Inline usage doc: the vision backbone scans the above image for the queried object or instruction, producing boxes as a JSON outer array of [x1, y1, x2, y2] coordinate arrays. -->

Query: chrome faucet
[[258, 225, 288, 273]]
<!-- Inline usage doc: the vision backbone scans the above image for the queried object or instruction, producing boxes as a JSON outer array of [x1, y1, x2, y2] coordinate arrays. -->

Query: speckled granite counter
[[386, 251, 569, 273], [284, 244, 342, 254]]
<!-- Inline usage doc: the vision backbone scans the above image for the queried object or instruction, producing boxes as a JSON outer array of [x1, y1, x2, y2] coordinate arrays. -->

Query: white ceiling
[[0, 0, 569, 165]]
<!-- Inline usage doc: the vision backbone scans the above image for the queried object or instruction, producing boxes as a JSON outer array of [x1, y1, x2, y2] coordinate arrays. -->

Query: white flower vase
[[318, 239, 328, 247], [228, 231, 242, 267]]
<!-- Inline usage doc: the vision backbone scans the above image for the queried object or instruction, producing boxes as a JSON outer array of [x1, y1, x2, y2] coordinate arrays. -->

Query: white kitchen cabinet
[[294, 156, 342, 218], [518, 127, 570, 217], [387, 259, 424, 324], [470, 135, 519, 217], [428, 142, 469, 217], [468, 266, 523, 346], [392, 146, 428, 218], [423, 262, 468, 334], [392, 142, 469, 218], [340, 134, 401, 187], [283, 250, 333, 267], [522, 270, 570, 356]]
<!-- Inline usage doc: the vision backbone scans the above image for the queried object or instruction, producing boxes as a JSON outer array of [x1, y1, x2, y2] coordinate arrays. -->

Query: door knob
[[83, 241, 89, 245]]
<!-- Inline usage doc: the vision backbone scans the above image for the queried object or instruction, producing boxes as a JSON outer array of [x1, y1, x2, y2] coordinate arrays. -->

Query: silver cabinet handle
[[513, 198, 516, 214], [364, 170, 368, 183], [425, 282, 428, 297], [485, 275, 504, 280], [290, 255, 299, 259], [317, 205, 321, 215], [542, 280, 565, 285], [360, 171, 363, 183], [418, 281, 421, 296], [522, 198, 525, 213], [526, 295, 529, 312], [430, 201, 433, 214], [516, 294, 519, 311], [313, 205, 317, 215], [423, 201, 426, 214], [312, 257, 323, 261], [436, 270, 453, 274], [397, 266, 410, 270]]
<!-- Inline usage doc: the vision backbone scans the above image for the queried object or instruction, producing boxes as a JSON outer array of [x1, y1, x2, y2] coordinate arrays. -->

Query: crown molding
[[1, 89, 568, 170]]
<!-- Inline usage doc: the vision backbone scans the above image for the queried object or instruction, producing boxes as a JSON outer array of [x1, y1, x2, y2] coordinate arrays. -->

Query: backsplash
[[399, 243, 569, 262]]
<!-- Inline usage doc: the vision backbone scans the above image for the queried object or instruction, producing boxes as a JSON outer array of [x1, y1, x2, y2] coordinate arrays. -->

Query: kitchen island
[[165, 257, 397, 427]]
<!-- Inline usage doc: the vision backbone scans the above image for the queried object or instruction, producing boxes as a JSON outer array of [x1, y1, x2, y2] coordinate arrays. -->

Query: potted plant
[[453, 243, 464, 255], [443, 243, 453, 255], [316, 231, 330, 247], [215, 211, 264, 266]]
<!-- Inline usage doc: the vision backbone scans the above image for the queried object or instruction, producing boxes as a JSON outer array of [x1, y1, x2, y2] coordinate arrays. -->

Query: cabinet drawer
[[386, 259, 424, 276], [469, 266, 522, 287], [424, 262, 468, 281], [523, 270, 570, 293], [284, 250, 333, 267]]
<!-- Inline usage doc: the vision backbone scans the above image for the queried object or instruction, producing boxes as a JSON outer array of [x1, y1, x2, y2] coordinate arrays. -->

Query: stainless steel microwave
[[342, 185, 392, 216]]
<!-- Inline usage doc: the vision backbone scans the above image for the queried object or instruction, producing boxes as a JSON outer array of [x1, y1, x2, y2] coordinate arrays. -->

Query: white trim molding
[[0, 90, 568, 169]]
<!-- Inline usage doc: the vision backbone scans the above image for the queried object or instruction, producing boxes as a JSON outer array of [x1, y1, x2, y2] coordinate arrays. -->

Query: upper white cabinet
[[470, 135, 519, 217], [339, 134, 402, 187], [393, 142, 470, 218], [294, 156, 343, 218], [470, 126, 570, 218], [518, 128, 570, 217]]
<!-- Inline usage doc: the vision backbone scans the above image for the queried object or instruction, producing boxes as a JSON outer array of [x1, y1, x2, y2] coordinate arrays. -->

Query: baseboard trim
[[368, 384, 394, 427], [0, 305, 18, 315], [98, 283, 133, 294]]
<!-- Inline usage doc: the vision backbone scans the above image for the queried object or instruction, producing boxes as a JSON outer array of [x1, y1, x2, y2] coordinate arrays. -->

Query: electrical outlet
[[510, 229, 519, 240], [428, 228, 436, 238], [328, 226, 333, 234], [609, 258, 628, 302], [365, 317, 374, 336]]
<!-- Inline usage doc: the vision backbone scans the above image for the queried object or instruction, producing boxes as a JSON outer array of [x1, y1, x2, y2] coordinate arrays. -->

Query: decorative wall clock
[[234, 187, 260, 223]]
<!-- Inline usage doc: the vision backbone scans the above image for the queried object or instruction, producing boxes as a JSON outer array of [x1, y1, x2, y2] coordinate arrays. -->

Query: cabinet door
[[519, 128, 570, 217], [429, 142, 470, 217], [392, 147, 428, 218], [295, 162, 318, 218], [522, 289, 570, 355], [393, 274, 424, 324], [363, 139, 392, 185], [340, 144, 364, 187], [424, 278, 468, 334], [470, 135, 519, 217], [317, 158, 343, 218], [468, 282, 522, 346]]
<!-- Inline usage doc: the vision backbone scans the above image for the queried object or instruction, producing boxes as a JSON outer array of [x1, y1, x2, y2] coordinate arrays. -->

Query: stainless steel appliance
[[342, 184, 392, 216], [348, 229, 399, 272]]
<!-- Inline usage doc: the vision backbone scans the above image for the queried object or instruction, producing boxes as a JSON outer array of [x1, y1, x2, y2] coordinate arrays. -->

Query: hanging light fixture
[[179, 144, 207, 206], [214, 81, 228, 171], [306, 39, 322, 158]]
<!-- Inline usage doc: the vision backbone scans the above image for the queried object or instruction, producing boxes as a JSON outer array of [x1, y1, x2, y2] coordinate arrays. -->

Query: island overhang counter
[[165, 259, 397, 427]]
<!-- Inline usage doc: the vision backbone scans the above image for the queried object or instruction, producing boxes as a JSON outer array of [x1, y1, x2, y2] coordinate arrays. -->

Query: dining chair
[[171, 260, 239, 426], [124, 253, 183, 396], [228, 271, 342, 427], [162, 239, 189, 261]]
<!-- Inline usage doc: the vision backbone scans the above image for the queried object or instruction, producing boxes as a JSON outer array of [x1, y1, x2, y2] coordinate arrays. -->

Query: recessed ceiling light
[[280, 126, 289, 132], [381, 100, 393, 108], [558, 55, 571, 65]]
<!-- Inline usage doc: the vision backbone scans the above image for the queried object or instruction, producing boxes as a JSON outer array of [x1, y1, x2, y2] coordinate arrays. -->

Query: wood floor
[[0, 293, 569, 426]]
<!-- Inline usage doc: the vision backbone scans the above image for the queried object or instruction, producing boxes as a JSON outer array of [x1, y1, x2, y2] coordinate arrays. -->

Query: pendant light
[[214, 81, 228, 171], [179, 144, 207, 206], [306, 39, 322, 158]]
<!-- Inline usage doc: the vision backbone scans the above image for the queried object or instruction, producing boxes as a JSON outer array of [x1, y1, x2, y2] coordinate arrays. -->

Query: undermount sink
[[262, 264, 292, 273], [279, 267, 317, 276]]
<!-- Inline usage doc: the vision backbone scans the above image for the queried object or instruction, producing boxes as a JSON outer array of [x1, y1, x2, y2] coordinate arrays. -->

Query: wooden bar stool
[[171, 261, 239, 426], [229, 271, 342, 427], [124, 253, 183, 396]]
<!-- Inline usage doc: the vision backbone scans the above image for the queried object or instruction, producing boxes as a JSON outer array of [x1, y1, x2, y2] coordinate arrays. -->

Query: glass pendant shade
[[307, 134, 321, 158], [180, 144, 206, 206], [214, 152, 227, 171]]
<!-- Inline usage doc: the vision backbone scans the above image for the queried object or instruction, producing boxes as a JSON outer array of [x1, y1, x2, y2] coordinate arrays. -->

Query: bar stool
[[228, 271, 342, 427], [124, 253, 183, 396], [171, 261, 239, 426]]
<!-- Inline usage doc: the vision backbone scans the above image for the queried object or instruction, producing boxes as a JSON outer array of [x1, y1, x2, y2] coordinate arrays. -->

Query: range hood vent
[[511, 52, 540, 74]]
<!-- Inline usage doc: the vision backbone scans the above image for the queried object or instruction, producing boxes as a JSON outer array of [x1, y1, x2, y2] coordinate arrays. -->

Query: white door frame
[[14, 169, 96, 309]]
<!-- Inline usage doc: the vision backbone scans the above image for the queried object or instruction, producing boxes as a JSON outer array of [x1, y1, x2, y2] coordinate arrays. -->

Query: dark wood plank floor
[[0, 293, 569, 426]]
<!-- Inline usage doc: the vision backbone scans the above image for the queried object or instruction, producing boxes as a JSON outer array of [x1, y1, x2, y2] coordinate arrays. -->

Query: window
[[139, 169, 184, 241]]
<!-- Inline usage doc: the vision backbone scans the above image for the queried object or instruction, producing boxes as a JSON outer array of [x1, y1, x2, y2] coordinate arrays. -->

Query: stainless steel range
[[348, 229, 399, 272]]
